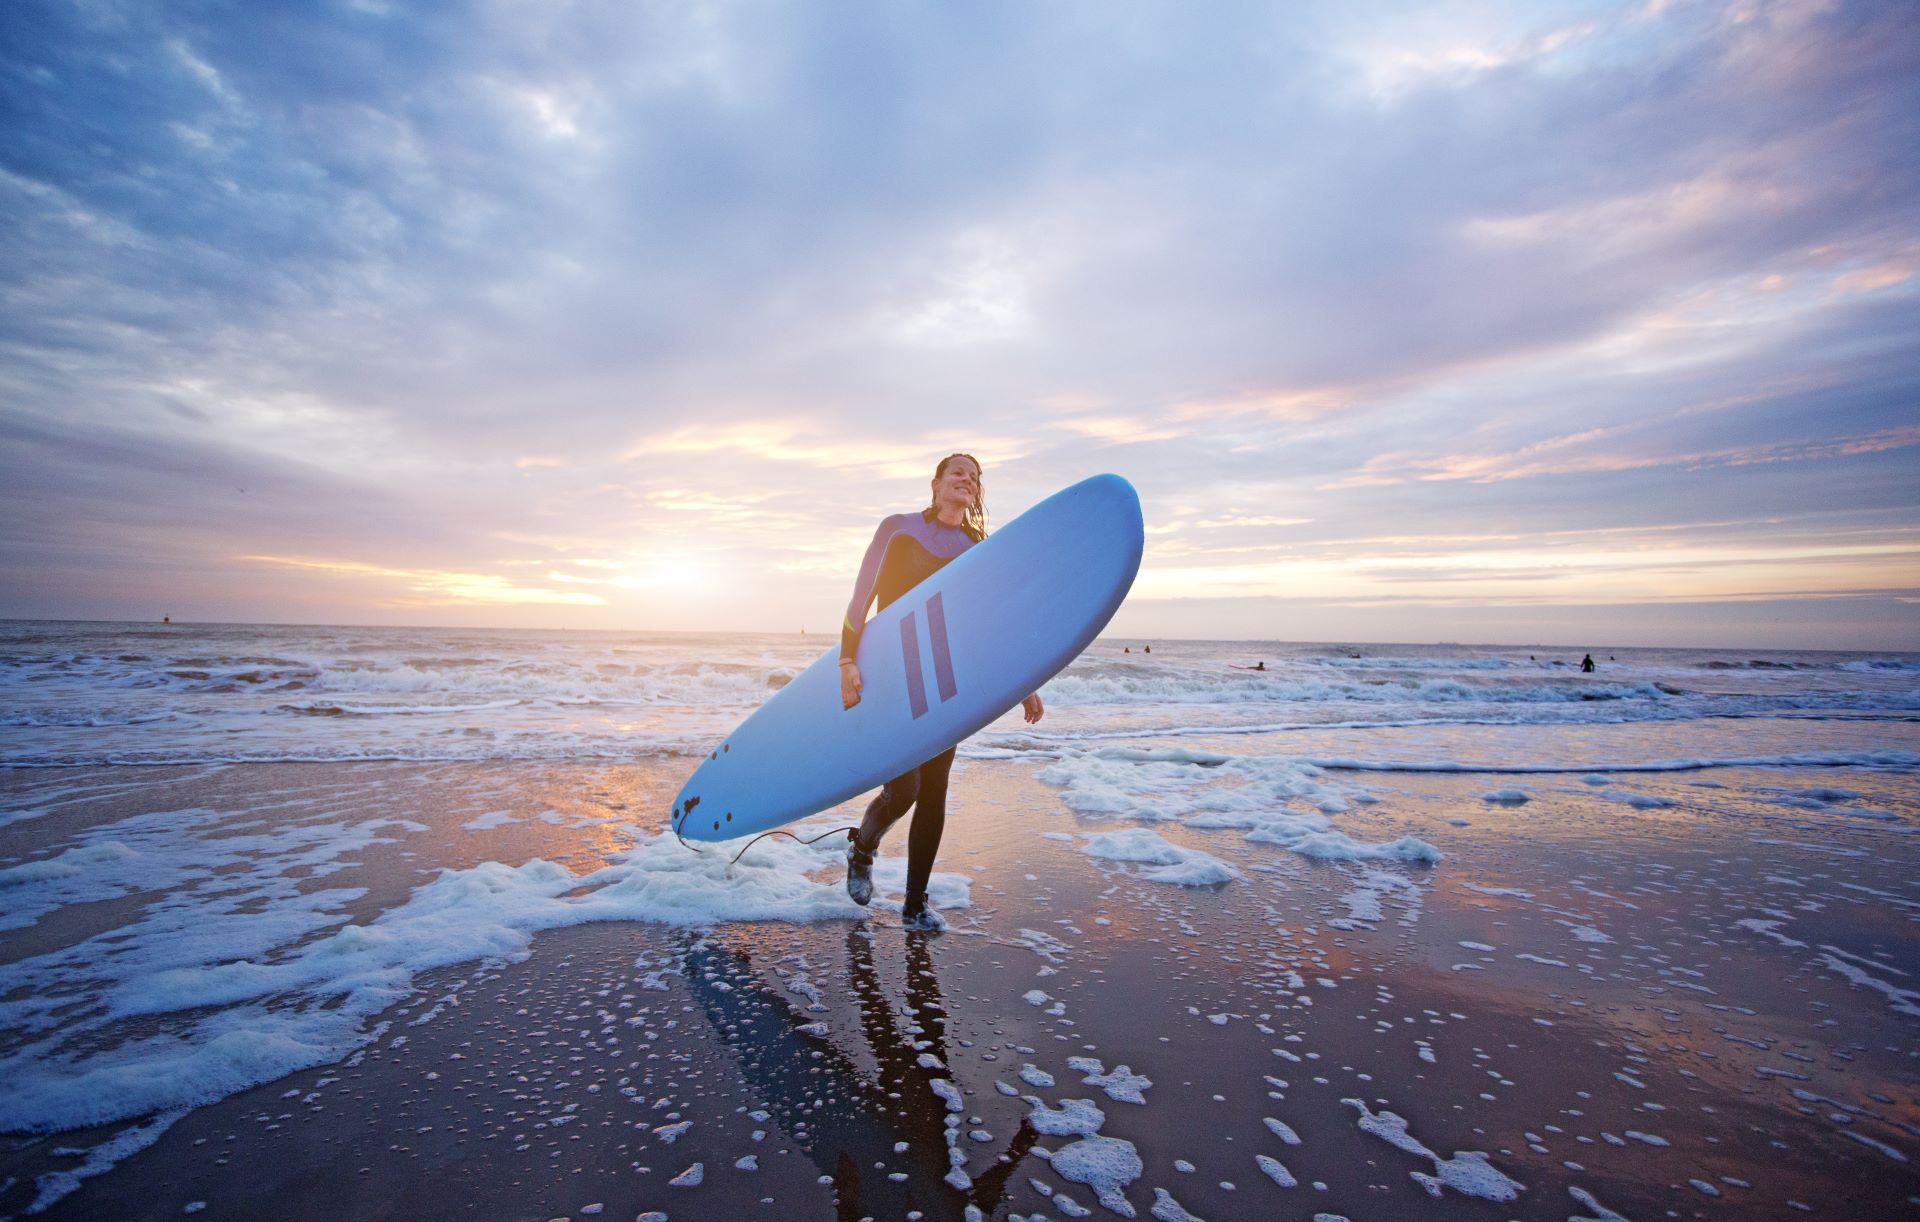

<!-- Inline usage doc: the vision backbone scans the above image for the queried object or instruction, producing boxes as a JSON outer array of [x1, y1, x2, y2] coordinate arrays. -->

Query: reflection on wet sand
[[681, 928, 1035, 1219]]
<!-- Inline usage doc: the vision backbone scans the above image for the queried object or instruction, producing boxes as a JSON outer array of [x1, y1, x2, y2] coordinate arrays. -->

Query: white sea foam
[[461, 810, 521, 831], [1149, 1187, 1205, 1221], [1839, 658, 1920, 672], [1331, 868, 1425, 928], [1343, 1098, 1524, 1202], [1077, 829, 1240, 886], [1038, 747, 1439, 864], [1609, 791, 1676, 809], [0, 706, 176, 728], [24, 1106, 186, 1213], [0, 805, 402, 935], [1067, 1056, 1153, 1105], [1256, 1153, 1297, 1187], [285, 696, 528, 715], [1813, 951, 1920, 1019], [1050, 1133, 1144, 1217], [1026, 1097, 1106, 1137], [1041, 669, 1680, 708], [0, 820, 965, 1135], [1309, 750, 1920, 774], [1309, 833, 1443, 863]]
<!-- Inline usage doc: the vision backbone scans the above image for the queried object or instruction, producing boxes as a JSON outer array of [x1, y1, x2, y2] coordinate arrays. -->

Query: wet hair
[[927, 453, 986, 541]]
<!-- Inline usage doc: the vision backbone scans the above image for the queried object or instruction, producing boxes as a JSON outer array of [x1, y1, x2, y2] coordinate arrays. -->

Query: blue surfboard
[[671, 473, 1144, 842]]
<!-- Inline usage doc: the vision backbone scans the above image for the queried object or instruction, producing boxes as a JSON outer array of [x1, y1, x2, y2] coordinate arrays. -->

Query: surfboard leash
[[671, 821, 861, 867], [724, 825, 860, 865]]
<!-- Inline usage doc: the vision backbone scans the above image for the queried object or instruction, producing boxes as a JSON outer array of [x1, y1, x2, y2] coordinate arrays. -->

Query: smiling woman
[[835, 454, 1017, 930]]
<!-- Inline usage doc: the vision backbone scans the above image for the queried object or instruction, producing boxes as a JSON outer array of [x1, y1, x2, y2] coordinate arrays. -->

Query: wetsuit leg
[[904, 747, 957, 898], [856, 765, 922, 852]]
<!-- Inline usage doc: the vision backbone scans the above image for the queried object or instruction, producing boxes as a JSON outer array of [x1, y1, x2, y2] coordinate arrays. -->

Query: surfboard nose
[[1081, 473, 1144, 567], [1077, 473, 1142, 527]]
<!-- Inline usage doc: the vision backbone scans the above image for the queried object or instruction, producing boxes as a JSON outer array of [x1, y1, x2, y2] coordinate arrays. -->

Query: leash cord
[[727, 825, 859, 865], [672, 820, 859, 866]]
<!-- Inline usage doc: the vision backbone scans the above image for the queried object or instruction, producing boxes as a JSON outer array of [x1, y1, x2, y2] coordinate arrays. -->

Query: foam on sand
[[1256, 1153, 1298, 1187], [1149, 1186, 1205, 1221], [1342, 1098, 1524, 1202], [1608, 790, 1675, 809], [1812, 950, 1920, 1019], [1067, 1056, 1153, 1105], [1077, 829, 1240, 886], [461, 809, 521, 830], [1331, 868, 1426, 930], [0, 820, 966, 1135], [1026, 1096, 1107, 1137], [1285, 832, 1440, 864], [0, 804, 405, 934], [1040, 748, 1439, 864], [1050, 1133, 1145, 1218]]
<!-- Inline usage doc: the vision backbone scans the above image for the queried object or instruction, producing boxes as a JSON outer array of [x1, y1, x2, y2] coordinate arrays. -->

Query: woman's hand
[[840, 661, 863, 709], [1022, 692, 1044, 724]]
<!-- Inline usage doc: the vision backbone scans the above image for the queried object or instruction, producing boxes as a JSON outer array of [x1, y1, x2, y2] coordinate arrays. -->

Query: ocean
[[3, 619, 1917, 1218], [3, 619, 1915, 770]]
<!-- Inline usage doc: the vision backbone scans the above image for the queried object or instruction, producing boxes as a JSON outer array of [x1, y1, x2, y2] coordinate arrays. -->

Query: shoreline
[[3, 756, 1917, 1218]]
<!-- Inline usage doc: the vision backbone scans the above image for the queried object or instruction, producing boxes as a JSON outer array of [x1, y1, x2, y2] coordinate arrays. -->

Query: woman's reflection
[[680, 928, 1037, 1220]]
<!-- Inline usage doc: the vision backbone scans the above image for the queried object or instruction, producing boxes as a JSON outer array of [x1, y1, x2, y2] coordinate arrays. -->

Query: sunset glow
[[0, 1, 1913, 647]]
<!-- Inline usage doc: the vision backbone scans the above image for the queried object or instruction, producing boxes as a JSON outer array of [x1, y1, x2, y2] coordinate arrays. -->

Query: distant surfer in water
[[839, 454, 1044, 931]]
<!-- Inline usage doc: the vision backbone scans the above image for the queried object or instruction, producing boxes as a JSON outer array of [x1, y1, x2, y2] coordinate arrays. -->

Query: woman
[[839, 453, 1044, 931]]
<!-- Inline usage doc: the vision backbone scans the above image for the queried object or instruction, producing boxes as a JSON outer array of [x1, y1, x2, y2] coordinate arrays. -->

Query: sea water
[[2, 619, 1917, 1212], [2, 619, 1914, 769]]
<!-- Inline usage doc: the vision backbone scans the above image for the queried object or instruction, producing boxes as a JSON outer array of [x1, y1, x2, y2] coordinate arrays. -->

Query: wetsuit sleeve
[[841, 516, 897, 662]]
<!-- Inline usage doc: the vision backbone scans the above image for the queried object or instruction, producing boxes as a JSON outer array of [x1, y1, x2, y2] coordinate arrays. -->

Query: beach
[[2, 623, 1917, 1219]]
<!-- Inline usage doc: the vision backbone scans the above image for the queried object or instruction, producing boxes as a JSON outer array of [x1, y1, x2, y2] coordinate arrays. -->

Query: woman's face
[[932, 457, 980, 514]]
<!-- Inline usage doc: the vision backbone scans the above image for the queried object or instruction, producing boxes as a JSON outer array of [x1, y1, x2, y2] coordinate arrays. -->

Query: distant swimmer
[[162, 615, 170, 624], [1143, 644, 1151, 654], [1123, 646, 1131, 654], [1581, 653, 1596, 673], [1231, 661, 1267, 671]]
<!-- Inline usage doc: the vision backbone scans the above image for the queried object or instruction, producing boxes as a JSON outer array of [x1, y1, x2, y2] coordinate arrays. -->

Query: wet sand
[[3, 756, 1918, 1220]]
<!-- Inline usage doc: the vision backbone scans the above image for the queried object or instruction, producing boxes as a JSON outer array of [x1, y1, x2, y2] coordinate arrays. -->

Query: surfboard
[[671, 473, 1144, 842]]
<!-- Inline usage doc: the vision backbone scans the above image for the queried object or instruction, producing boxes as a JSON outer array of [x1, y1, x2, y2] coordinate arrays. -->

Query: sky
[[1, 0, 1916, 649]]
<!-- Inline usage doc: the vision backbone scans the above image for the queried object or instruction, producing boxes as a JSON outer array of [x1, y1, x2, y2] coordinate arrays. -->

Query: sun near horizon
[[2, 1, 1915, 650]]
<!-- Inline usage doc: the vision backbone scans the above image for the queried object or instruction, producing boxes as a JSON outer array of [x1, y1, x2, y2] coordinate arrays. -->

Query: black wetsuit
[[841, 510, 979, 900]]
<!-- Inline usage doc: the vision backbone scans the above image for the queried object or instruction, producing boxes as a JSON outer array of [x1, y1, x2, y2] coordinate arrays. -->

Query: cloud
[[1335, 424, 1920, 487], [0, 0, 1915, 642], [241, 554, 608, 607]]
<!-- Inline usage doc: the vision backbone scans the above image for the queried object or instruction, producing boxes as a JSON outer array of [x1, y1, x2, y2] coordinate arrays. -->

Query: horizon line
[[0, 615, 1912, 658]]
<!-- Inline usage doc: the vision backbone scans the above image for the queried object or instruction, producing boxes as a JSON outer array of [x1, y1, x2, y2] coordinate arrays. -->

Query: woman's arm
[[840, 516, 899, 709], [840, 516, 899, 662]]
